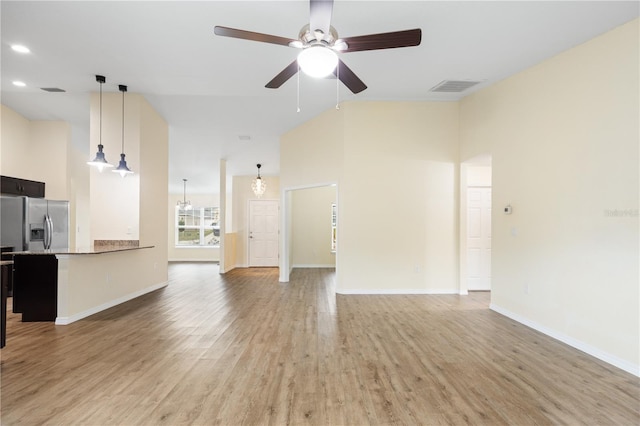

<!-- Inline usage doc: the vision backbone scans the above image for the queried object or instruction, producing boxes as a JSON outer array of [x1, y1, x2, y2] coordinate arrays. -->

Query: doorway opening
[[280, 183, 337, 283], [460, 155, 492, 294]]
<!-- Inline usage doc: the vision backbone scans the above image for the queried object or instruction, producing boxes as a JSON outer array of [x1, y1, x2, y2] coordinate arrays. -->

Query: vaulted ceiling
[[2, 1, 637, 194]]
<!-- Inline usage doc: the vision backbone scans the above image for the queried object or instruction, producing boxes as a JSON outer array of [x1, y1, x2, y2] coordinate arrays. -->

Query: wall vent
[[238, 135, 251, 141], [40, 87, 66, 92], [429, 80, 482, 93]]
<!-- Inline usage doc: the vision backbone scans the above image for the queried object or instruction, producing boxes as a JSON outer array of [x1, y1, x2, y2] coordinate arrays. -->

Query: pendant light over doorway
[[87, 75, 114, 172], [113, 84, 133, 177], [251, 164, 267, 198]]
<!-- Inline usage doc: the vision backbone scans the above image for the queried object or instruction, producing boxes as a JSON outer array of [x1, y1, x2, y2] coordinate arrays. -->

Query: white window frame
[[175, 206, 220, 248]]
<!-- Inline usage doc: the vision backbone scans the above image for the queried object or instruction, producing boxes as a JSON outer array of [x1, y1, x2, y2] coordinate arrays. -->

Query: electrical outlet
[[524, 283, 529, 294], [106, 273, 111, 283], [154, 262, 158, 270]]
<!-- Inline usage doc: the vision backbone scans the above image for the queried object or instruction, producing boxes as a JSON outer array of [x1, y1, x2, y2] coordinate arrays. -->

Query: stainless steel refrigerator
[[1, 196, 70, 251]]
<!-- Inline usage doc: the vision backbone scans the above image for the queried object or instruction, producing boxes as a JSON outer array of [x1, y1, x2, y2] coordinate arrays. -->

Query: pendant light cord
[[99, 79, 103, 146], [297, 64, 301, 113], [336, 62, 340, 110], [121, 88, 125, 153]]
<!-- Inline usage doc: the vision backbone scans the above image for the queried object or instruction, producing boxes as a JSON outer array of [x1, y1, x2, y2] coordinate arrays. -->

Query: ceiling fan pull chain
[[336, 62, 340, 110], [297, 63, 301, 113]]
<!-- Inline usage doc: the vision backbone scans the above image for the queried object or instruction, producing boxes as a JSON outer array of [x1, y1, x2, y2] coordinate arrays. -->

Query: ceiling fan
[[214, 0, 421, 94]]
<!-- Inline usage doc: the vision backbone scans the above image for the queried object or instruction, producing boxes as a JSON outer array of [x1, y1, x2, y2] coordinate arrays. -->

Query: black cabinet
[[1, 175, 45, 198], [0, 246, 14, 296], [13, 255, 57, 322], [1, 261, 10, 347]]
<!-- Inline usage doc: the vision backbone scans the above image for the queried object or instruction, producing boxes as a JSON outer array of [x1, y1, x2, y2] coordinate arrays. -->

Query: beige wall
[[0, 105, 71, 200], [291, 185, 336, 267], [460, 19, 639, 373], [89, 92, 142, 241], [340, 102, 460, 293], [1, 105, 30, 175], [280, 102, 460, 293], [138, 96, 169, 284], [280, 107, 344, 188], [167, 193, 220, 262]]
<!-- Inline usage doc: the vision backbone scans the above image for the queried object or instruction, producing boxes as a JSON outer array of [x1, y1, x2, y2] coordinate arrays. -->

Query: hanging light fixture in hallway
[[87, 75, 113, 171], [177, 179, 192, 210], [251, 164, 267, 198], [112, 84, 133, 177]]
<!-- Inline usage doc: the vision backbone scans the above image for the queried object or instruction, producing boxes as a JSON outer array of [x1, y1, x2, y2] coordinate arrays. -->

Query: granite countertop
[[7, 245, 154, 256]]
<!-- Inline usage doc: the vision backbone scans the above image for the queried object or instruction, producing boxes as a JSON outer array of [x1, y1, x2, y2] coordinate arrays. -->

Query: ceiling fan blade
[[214, 26, 296, 47], [310, 0, 334, 37], [265, 61, 299, 89], [341, 28, 422, 53], [334, 60, 367, 94]]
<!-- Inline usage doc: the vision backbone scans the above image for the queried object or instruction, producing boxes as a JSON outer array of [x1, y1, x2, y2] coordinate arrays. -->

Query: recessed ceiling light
[[11, 44, 30, 54], [12, 81, 27, 87]]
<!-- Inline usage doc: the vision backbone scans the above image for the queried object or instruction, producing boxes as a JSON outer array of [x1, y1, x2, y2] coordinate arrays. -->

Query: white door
[[467, 187, 492, 290], [249, 200, 279, 267]]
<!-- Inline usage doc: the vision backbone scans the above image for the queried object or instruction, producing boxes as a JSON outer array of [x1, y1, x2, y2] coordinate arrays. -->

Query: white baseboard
[[490, 303, 640, 378], [292, 264, 336, 268], [337, 288, 456, 295], [168, 259, 219, 263], [55, 281, 168, 325]]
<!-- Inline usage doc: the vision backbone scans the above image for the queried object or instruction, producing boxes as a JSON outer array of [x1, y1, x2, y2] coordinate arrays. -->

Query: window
[[176, 206, 220, 247]]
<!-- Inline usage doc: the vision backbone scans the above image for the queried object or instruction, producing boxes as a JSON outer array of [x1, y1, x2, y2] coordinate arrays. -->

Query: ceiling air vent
[[429, 80, 482, 93], [237, 135, 251, 141], [40, 87, 66, 92]]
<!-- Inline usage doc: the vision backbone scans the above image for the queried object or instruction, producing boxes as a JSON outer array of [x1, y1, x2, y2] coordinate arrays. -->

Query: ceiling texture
[[2, 1, 638, 194]]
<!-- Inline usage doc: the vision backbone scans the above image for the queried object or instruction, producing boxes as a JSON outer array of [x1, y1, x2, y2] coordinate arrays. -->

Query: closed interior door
[[249, 200, 279, 267], [467, 187, 491, 290]]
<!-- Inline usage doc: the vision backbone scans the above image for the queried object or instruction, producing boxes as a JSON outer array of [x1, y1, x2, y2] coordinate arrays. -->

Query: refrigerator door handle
[[45, 214, 53, 249]]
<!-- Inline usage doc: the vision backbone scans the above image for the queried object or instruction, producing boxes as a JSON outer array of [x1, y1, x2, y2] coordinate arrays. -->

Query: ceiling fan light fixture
[[297, 45, 338, 78]]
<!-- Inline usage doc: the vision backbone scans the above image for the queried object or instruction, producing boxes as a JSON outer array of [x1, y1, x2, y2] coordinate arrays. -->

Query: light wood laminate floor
[[1, 264, 638, 425]]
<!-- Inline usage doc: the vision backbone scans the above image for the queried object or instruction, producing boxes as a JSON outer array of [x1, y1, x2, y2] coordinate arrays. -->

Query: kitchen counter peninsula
[[11, 244, 154, 255], [10, 241, 166, 325]]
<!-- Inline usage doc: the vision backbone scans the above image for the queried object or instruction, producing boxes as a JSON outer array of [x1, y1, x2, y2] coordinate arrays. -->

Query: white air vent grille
[[429, 80, 482, 93], [40, 87, 66, 92]]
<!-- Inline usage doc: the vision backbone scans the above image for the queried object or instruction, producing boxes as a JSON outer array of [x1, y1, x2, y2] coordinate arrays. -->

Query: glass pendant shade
[[297, 45, 338, 78], [251, 164, 267, 198]]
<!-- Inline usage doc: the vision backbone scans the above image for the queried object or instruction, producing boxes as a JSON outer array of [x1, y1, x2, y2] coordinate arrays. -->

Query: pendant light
[[251, 164, 267, 198], [177, 179, 192, 210], [87, 75, 113, 171], [113, 84, 133, 177]]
